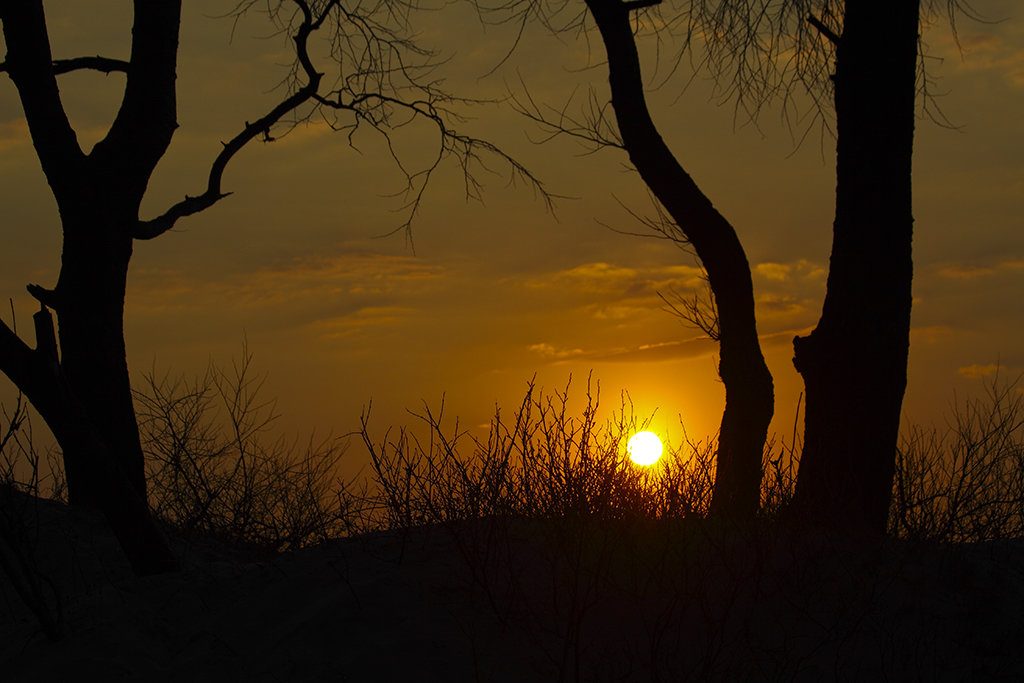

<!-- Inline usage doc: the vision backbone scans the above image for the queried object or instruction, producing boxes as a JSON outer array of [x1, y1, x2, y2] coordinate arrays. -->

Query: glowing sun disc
[[627, 431, 663, 466]]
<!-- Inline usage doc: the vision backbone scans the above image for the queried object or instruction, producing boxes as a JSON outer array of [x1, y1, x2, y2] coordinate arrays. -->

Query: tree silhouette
[[585, 0, 775, 521], [661, 0, 949, 531], [0, 0, 542, 575], [789, 1, 920, 531], [486, 0, 777, 520], [483, 0, 973, 530]]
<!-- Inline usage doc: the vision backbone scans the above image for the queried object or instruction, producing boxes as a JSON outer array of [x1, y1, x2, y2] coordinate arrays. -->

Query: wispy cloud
[[129, 251, 445, 309], [756, 293, 804, 315], [0, 118, 30, 153], [910, 325, 955, 345], [522, 262, 706, 298], [938, 257, 1024, 280], [528, 336, 716, 364], [958, 363, 1001, 379], [753, 260, 826, 282], [308, 306, 413, 339], [955, 32, 1024, 86], [126, 250, 448, 340]]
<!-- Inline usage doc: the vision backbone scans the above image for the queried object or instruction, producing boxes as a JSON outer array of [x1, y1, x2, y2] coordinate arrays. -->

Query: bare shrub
[[891, 374, 1024, 542], [0, 394, 64, 640], [359, 376, 739, 530], [136, 347, 358, 554]]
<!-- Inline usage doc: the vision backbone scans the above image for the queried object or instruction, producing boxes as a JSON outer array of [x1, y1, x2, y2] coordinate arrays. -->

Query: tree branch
[[139, 0, 550, 241], [91, 1, 181, 189], [807, 13, 841, 46], [134, 0, 323, 240], [0, 1, 85, 191], [0, 319, 38, 400], [51, 56, 130, 75], [621, 0, 661, 11]]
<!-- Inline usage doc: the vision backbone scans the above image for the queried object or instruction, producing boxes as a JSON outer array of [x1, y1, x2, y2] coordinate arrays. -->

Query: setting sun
[[627, 431, 663, 466]]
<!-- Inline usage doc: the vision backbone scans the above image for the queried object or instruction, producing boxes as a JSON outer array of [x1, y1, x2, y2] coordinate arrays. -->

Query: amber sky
[[1, 1, 1022, 460]]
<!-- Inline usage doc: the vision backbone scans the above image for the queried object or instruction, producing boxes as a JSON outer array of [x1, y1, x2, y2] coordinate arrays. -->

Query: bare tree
[[0, 0, 543, 575], [483, 0, 978, 531], [483, 0, 776, 521], [788, 2, 920, 532]]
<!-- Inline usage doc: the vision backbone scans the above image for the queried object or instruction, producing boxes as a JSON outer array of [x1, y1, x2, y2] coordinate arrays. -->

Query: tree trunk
[[56, 210, 146, 504], [586, 0, 774, 520], [791, 1, 920, 532], [0, 0, 182, 574]]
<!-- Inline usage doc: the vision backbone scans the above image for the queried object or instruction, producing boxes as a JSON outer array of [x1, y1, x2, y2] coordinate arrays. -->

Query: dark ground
[[3, 493, 1024, 682]]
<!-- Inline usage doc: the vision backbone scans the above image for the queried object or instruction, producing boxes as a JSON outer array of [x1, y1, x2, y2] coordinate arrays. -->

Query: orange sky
[[1, 1, 1022, 471]]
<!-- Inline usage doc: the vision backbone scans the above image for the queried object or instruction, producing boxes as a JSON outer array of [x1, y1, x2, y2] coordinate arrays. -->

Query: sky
[[1, 1, 1022, 474]]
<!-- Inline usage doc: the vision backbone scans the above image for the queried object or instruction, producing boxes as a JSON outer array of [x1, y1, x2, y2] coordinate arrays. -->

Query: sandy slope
[[3, 494, 1024, 681]]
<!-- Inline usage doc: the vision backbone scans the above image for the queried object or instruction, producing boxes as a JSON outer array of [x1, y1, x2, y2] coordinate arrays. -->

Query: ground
[[3, 493, 1024, 681]]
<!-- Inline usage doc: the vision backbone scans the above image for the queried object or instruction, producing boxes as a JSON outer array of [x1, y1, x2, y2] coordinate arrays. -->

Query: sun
[[627, 431, 663, 466]]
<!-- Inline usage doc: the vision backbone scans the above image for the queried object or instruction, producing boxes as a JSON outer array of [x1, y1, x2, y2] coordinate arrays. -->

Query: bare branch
[[135, 0, 324, 240], [658, 285, 720, 341], [0, 1, 85, 191], [50, 55, 129, 75], [138, 0, 552, 241], [0, 318, 37, 399], [621, 0, 662, 11], [806, 13, 840, 46], [509, 77, 624, 153], [0, 55, 130, 75]]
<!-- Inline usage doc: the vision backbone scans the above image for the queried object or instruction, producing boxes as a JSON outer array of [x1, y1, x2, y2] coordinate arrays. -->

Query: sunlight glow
[[627, 431, 663, 466]]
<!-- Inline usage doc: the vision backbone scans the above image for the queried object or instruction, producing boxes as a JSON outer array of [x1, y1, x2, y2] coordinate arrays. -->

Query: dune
[[3, 492, 1024, 681]]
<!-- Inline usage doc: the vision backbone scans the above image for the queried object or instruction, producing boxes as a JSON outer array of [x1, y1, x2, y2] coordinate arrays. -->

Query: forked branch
[[135, 0, 325, 240], [136, 0, 550, 242]]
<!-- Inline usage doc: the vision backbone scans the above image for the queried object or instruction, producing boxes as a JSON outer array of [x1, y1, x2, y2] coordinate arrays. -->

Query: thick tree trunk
[[0, 0, 182, 574], [56, 211, 146, 504], [586, 0, 774, 520], [791, 1, 920, 532]]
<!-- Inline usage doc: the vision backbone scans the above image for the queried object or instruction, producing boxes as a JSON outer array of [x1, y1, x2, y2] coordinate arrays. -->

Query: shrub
[[360, 375, 797, 530], [891, 373, 1024, 542], [136, 347, 359, 554]]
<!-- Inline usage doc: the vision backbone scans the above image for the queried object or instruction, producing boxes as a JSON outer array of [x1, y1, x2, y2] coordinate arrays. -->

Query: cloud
[[522, 262, 705, 298], [126, 250, 449, 339], [754, 260, 825, 282], [954, 32, 1024, 86], [938, 258, 1024, 280], [0, 118, 30, 153], [958, 363, 1001, 379], [308, 306, 413, 339], [130, 251, 446, 310], [528, 343, 586, 360], [754, 263, 791, 281], [910, 325, 954, 345], [756, 294, 804, 315], [527, 336, 716, 364]]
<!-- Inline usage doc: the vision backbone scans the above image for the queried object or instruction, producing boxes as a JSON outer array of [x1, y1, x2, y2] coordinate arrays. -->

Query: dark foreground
[[3, 494, 1024, 682]]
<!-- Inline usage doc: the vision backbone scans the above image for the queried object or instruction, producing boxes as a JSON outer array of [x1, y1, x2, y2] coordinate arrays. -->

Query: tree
[[489, 0, 970, 532], [585, 0, 775, 521], [0, 0, 540, 575], [789, 2, 920, 531], [486, 0, 777, 520]]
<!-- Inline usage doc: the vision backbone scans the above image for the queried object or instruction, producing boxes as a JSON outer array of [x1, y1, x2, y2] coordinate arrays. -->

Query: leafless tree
[[475, 0, 981, 531], [482, 0, 778, 521], [0, 0, 545, 574]]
